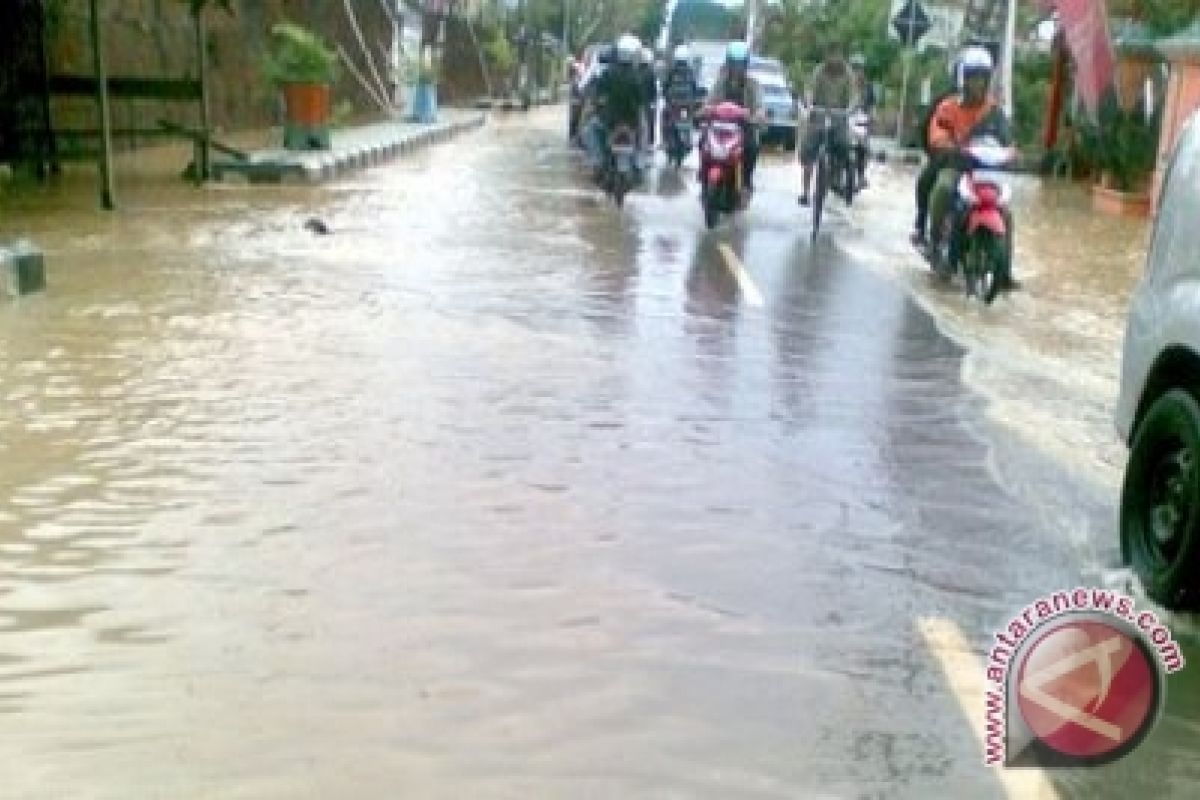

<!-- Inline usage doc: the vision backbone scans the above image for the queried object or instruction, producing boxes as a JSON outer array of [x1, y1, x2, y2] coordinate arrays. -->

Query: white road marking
[[917, 617, 1061, 800], [716, 243, 764, 307]]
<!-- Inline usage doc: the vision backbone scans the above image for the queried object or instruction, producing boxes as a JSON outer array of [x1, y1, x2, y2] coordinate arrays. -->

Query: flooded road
[[0, 108, 1197, 798]]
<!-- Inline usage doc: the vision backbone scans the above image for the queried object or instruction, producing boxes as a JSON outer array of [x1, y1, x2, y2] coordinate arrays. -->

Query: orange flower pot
[[1092, 184, 1152, 218], [282, 83, 331, 127]]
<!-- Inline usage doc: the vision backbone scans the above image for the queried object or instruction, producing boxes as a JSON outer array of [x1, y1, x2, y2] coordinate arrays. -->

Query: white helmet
[[616, 34, 640, 65], [673, 44, 691, 64], [641, 46, 654, 65], [959, 46, 994, 80]]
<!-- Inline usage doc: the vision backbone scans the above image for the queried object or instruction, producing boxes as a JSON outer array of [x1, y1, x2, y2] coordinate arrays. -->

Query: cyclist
[[798, 41, 859, 207]]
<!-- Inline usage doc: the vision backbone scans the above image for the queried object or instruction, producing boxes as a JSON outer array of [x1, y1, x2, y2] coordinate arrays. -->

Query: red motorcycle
[[927, 134, 1018, 304], [698, 102, 751, 229]]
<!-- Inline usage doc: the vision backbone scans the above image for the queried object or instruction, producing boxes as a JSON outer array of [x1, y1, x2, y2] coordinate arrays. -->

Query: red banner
[[1053, 0, 1115, 116]]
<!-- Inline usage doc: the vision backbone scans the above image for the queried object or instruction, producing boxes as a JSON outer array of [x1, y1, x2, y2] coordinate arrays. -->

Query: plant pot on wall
[[410, 81, 439, 123], [1077, 91, 1160, 218], [408, 57, 440, 124], [265, 22, 340, 151], [1092, 181, 1153, 218], [282, 83, 332, 127]]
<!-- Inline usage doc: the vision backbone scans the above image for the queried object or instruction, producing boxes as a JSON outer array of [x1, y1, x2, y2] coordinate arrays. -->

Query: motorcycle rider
[[798, 41, 859, 206], [912, 43, 992, 245], [921, 45, 1014, 285], [638, 46, 659, 150], [661, 44, 702, 152], [583, 34, 647, 180], [704, 41, 765, 192], [849, 53, 875, 188]]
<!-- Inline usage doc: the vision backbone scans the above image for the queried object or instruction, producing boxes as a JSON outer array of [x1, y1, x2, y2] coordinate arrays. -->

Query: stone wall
[[44, 0, 396, 137]]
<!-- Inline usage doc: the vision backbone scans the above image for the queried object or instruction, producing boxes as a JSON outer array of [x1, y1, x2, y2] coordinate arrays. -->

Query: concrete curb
[[213, 113, 488, 185]]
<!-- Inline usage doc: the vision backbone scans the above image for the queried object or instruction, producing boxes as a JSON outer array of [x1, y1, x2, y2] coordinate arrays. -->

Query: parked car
[[1115, 110, 1200, 610], [750, 55, 786, 82], [751, 62, 799, 150]]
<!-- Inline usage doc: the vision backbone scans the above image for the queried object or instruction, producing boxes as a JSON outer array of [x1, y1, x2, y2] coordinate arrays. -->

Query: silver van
[[1116, 110, 1200, 610]]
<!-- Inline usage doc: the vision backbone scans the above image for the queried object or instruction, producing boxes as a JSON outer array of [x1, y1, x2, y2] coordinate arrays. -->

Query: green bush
[[1012, 53, 1053, 150], [484, 30, 516, 76], [1076, 93, 1160, 191], [1135, 0, 1200, 36], [264, 22, 341, 86]]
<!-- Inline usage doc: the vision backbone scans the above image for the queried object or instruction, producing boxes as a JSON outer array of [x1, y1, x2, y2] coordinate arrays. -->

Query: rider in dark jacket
[[661, 44, 702, 146], [583, 35, 647, 174]]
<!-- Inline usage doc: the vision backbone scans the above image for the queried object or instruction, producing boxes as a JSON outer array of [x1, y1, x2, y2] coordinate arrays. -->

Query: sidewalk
[[212, 108, 487, 184], [474, 88, 559, 111]]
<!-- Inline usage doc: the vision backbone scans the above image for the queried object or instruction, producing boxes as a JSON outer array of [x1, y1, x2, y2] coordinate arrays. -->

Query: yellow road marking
[[916, 617, 1060, 800], [716, 243, 764, 307]]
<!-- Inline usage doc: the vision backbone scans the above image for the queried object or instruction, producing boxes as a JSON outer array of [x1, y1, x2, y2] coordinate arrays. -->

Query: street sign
[[891, 0, 932, 47]]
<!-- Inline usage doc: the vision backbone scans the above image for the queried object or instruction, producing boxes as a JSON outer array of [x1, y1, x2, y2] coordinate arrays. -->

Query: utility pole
[[517, 0, 529, 105], [896, 1, 919, 142], [562, 0, 570, 56], [999, 0, 1017, 117], [88, 0, 115, 209]]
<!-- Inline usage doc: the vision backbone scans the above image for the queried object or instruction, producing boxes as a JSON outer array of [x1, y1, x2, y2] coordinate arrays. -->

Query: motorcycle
[[603, 123, 640, 208], [697, 102, 751, 230], [665, 103, 696, 168], [928, 134, 1017, 304]]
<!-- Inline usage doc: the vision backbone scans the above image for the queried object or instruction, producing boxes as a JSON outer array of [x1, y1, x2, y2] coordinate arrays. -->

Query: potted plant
[[264, 22, 341, 151], [1082, 92, 1160, 217]]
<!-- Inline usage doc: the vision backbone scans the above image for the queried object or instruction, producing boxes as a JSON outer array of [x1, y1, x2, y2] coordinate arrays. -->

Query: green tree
[[558, 0, 667, 48], [1126, 0, 1200, 36], [670, 0, 740, 44], [763, 0, 901, 94]]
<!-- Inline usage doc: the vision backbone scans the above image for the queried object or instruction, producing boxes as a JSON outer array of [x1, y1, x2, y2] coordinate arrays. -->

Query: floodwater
[[0, 108, 1196, 798], [848, 166, 1148, 481]]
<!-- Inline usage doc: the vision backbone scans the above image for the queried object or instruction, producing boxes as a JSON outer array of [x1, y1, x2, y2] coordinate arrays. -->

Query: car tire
[[1121, 388, 1200, 610], [784, 130, 797, 152]]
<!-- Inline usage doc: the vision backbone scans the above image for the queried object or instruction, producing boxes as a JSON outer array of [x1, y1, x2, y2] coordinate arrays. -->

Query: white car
[[1115, 110, 1200, 610], [754, 71, 799, 150]]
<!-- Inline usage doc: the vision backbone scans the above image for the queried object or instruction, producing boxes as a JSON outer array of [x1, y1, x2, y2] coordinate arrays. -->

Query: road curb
[[213, 113, 488, 185]]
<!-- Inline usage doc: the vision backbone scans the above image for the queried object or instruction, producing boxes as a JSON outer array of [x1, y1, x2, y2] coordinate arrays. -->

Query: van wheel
[[1121, 388, 1200, 610]]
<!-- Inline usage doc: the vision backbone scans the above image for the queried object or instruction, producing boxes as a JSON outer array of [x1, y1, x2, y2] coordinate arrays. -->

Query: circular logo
[[1015, 617, 1162, 764]]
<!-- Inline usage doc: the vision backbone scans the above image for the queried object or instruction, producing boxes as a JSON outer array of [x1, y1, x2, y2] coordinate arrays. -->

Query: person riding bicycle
[[849, 53, 874, 188], [798, 41, 859, 207], [920, 46, 1014, 282], [661, 44, 702, 145], [704, 41, 766, 191], [583, 34, 647, 179]]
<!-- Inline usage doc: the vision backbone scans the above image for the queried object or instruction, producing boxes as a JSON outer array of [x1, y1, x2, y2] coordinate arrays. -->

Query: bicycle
[[807, 107, 856, 242]]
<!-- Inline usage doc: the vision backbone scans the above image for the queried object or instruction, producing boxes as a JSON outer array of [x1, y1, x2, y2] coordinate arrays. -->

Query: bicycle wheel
[[812, 151, 829, 242]]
